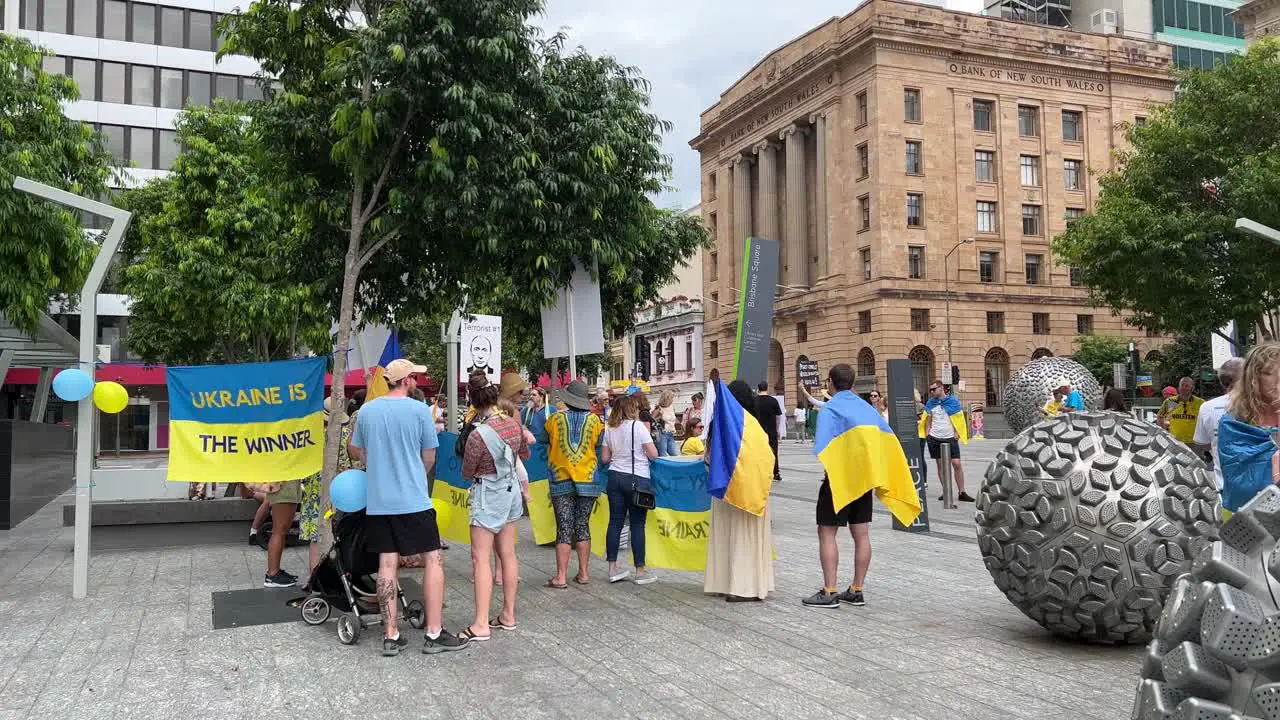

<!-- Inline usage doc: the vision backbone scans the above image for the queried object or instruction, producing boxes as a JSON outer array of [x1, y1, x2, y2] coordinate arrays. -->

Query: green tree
[[115, 104, 328, 365], [1147, 334, 1219, 395], [223, 0, 705, 533], [1069, 334, 1129, 388], [1053, 38, 1280, 345], [0, 36, 115, 335]]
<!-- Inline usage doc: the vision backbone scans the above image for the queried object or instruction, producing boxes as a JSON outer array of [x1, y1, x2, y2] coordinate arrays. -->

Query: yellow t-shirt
[[545, 411, 604, 483], [1160, 396, 1204, 443], [1043, 399, 1064, 416], [680, 436, 705, 456]]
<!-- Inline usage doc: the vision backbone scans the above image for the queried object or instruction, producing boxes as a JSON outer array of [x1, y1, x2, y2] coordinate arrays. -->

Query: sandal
[[544, 579, 568, 590], [459, 626, 490, 642], [489, 616, 518, 631], [573, 575, 589, 585]]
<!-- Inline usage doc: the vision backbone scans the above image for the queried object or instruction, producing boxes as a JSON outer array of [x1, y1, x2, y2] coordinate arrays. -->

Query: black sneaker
[[802, 590, 839, 608], [422, 629, 470, 654], [248, 533, 258, 546], [958, 492, 975, 502], [382, 635, 408, 657], [837, 588, 866, 606], [263, 571, 296, 588]]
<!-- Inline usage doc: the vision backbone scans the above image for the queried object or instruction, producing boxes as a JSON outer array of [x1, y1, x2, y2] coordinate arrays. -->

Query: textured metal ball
[[975, 412, 1220, 644], [1002, 356, 1104, 434]]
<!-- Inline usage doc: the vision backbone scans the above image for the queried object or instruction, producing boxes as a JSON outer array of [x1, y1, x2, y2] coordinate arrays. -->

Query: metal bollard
[[941, 441, 956, 510]]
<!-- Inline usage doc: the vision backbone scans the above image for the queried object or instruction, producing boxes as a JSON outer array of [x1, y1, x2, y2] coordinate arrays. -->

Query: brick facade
[[690, 0, 1175, 409]]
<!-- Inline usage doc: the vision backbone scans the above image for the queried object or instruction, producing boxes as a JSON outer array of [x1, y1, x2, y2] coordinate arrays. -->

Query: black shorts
[[365, 509, 442, 556], [816, 477, 873, 526], [927, 436, 961, 460]]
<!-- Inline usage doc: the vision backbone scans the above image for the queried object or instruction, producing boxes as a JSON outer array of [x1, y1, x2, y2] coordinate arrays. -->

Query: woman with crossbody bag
[[601, 395, 659, 584]]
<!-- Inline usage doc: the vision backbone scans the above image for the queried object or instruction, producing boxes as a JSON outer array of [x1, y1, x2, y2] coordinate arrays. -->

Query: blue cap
[[625, 385, 641, 396]]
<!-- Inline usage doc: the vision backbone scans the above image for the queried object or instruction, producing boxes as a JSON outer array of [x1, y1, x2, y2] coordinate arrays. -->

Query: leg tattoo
[[376, 576, 397, 628]]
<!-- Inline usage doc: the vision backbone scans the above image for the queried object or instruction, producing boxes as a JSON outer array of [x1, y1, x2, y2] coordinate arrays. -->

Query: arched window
[[984, 347, 1010, 408], [666, 338, 675, 376], [908, 345, 935, 396], [857, 347, 876, 378], [1031, 347, 1054, 359]]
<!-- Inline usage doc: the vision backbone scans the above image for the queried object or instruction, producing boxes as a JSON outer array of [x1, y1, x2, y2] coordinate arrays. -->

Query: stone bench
[[63, 497, 261, 527]]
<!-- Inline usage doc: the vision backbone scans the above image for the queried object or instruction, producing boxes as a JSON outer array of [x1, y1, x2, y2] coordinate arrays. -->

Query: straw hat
[[499, 372, 528, 400], [323, 395, 350, 424]]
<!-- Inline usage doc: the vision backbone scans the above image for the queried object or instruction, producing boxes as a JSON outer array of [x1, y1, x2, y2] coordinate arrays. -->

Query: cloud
[[536, 0, 981, 211]]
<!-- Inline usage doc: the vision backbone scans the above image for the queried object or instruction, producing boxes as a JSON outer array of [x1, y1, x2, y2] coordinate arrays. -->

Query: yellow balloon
[[93, 381, 129, 414]]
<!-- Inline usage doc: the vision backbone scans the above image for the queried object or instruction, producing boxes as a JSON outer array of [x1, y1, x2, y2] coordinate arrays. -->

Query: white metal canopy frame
[[12, 176, 133, 600]]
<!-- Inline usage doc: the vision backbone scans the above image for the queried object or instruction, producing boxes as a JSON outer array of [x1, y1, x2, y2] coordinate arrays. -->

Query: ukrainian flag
[[815, 390, 920, 526], [705, 379, 773, 516], [924, 394, 969, 443]]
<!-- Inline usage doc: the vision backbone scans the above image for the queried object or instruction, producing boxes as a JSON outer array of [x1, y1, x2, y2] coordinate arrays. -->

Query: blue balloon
[[330, 469, 368, 512], [52, 369, 95, 402]]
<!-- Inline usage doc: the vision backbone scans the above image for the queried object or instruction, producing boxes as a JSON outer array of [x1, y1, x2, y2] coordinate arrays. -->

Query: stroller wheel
[[337, 613, 361, 645], [406, 600, 424, 630], [300, 596, 331, 626]]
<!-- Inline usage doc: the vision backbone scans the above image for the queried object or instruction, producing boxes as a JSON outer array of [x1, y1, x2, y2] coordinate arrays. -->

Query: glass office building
[[1152, 0, 1247, 68]]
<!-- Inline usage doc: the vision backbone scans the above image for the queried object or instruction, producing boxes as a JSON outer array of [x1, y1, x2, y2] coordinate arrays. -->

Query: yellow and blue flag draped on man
[[815, 390, 921, 526], [922, 393, 969, 443], [706, 379, 774, 516], [166, 357, 326, 484]]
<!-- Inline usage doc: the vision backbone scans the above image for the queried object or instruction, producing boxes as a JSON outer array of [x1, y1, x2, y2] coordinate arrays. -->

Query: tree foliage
[[115, 104, 328, 365], [1070, 334, 1129, 388], [0, 35, 115, 335], [1147, 334, 1219, 395], [1053, 39, 1280, 342]]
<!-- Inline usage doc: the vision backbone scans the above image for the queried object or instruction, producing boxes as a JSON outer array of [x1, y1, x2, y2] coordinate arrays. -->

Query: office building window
[[1064, 159, 1082, 191], [1062, 110, 1083, 141], [130, 65, 155, 106], [709, 292, 718, 320], [858, 195, 870, 231], [858, 310, 872, 334], [131, 2, 155, 43], [101, 61, 126, 103], [857, 143, 869, 179], [129, 127, 154, 169], [987, 311, 1005, 334], [906, 193, 923, 228], [160, 6, 184, 46], [42, 56, 65, 75], [1018, 105, 1040, 137], [796, 322, 808, 343], [1135, 115, 1148, 127], [103, 0, 126, 39], [975, 150, 995, 183], [908, 245, 925, 279], [905, 140, 922, 175], [685, 341, 693, 371], [99, 123, 126, 162], [1069, 266, 1083, 287], [1033, 312, 1050, 335], [856, 91, 867, 127], [159, 68, 183, 108], [973, 99, 993, 132], [21, 0, 39, 28], [157, 129, 180, 170], [1065, 207, 1085, 224], [188, 10, 213, 51], [1020, 155, 1041, 186], [904, 88, 921, 123], [187, 71, 210, 105], [709, 251, 718, 281], [73, 0, 98, 36], [979, 251, 998, 283], [910, 309, 930, 331], [71, 59, 95, 100], [42, 0, 68, 33], [1025, 253, 1043, 285], [860, 248, 872, 280], [976, 201, 998, 234], [215, 73, 239, 101], [1077, 314, 1094, 335], [710, 340, 718, 359], [1022, 204, 1042, 236]]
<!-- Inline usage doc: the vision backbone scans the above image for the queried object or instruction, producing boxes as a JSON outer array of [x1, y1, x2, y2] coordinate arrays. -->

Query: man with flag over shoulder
[[803, 364, 920, 609], [924, 378, 974, 503]]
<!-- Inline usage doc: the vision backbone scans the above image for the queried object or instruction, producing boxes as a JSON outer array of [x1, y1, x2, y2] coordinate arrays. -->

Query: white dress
[[703, 498, 774, 599]]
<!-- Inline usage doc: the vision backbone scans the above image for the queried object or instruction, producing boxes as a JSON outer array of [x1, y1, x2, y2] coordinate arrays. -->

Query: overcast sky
[[536, 0, 984, 211]]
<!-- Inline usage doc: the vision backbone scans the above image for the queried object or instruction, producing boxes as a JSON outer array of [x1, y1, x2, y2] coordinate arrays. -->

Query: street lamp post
[[943, 238, 975, 370]]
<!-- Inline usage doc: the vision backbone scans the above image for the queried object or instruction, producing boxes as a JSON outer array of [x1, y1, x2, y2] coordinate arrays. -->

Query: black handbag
[[629, 422, 657, 510]]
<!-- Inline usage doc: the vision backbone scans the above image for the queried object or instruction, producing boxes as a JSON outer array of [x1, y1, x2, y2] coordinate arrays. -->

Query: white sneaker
[[633, 573, 656, 585], [609, 569, 631, 583]]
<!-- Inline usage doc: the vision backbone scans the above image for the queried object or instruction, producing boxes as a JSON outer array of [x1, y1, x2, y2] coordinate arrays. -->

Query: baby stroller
[[292, 510, 425, 645]]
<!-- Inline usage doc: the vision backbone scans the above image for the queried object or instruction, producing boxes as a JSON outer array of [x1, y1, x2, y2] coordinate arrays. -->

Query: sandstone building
[[689, 0, 1175, 410]]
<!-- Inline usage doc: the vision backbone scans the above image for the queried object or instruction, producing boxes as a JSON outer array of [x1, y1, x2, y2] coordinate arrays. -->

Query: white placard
[[459, 314, 502, 384], [540, 260, 605, 359]]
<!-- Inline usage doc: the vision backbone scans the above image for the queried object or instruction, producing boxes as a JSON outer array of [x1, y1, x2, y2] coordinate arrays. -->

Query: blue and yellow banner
[[165, 357, 326, 484], [433, 432, 712, 570]]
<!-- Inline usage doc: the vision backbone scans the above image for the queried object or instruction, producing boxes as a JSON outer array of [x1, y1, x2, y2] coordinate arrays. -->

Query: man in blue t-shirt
[[350, 358, 467, 657]]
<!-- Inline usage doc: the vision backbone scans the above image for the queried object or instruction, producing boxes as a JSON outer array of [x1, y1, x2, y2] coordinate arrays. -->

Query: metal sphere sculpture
[[976, 412, 1220, 645], [1002, 356, 1103, 434]]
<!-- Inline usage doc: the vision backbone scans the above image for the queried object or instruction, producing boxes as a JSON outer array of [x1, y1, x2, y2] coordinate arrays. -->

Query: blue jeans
[[606, 470, 649, 567], [657, 431, 677, 457]]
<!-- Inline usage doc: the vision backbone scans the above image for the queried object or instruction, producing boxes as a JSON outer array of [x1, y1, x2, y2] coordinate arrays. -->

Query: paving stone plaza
[[0, 440, 1143, 720]]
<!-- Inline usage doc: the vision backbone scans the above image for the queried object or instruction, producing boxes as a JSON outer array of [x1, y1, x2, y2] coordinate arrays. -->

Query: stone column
[[729, 154, 752, 285], [809, 111, 829, 281], [780, 123, 808, 288], [753, 140, 779, 242]]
